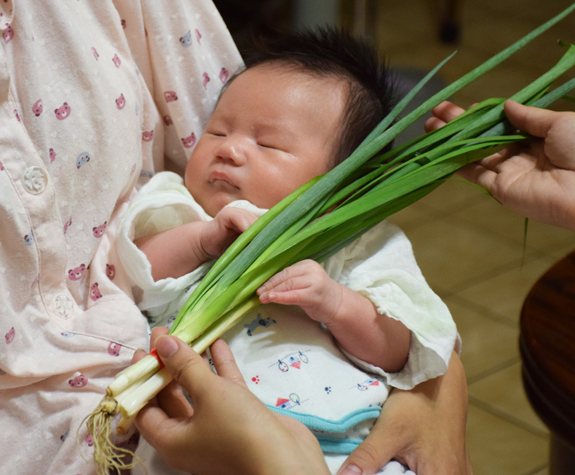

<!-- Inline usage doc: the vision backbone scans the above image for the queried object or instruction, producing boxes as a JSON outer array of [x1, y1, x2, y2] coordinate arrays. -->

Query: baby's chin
[[199, 190, 270, 217], [200, 195, 236, 217]]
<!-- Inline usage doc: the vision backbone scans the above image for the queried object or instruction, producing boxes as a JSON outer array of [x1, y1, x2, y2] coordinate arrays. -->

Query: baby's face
[[185, 64, 347, 216]]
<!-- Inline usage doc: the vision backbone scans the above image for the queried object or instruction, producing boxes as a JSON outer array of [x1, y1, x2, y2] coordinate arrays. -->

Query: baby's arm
[[135, 207, 258, 281], [257, 260, 410, 372]]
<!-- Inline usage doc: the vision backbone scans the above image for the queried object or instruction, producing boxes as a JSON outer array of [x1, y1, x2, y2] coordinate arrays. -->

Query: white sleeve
[[116, 172, 213, 314], [323, 220, 457, 390]]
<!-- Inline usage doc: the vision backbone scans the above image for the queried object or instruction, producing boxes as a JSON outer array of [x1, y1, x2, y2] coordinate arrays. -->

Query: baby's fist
[[199, 207, 258, 261], [257, 260, 343, 324]]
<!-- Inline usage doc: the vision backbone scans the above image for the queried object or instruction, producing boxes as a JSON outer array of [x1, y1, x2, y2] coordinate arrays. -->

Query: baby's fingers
[[259, 286, 308, 306], [218, 207, 259, 232], [258, 274, 313, 305], [257, 261, 317, 295]]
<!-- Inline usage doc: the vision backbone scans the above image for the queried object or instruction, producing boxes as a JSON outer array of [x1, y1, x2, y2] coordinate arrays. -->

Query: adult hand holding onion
[[426, 100, 575, 231], [133, 327, 330, 475]]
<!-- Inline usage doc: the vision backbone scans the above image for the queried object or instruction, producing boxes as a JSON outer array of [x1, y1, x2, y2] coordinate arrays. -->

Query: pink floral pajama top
[[0, 1, 241, 473]]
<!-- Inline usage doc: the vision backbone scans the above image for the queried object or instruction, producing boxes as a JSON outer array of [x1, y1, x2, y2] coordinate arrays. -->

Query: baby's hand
[[197, 207, 258, 261], [257, 260, 343, 325]]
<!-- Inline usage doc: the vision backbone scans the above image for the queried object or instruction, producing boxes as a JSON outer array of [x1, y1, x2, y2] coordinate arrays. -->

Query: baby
[[118, 29, 456, 475]]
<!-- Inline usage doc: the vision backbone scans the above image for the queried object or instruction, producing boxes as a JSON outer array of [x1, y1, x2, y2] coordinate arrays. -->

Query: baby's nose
[[216, 136, 248, 165]]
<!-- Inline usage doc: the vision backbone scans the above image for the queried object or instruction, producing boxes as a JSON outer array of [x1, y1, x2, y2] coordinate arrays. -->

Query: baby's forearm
[[325, 285, 410, 373], [134, 223, 210, 281]]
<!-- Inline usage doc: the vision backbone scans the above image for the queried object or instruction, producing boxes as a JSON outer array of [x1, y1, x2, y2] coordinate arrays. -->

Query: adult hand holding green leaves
[[132, 327, 330, 475], [426, 100, 575, 231]]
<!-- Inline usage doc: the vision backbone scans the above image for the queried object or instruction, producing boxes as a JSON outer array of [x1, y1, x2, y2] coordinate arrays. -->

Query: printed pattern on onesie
[[221, 303, 390, 453]]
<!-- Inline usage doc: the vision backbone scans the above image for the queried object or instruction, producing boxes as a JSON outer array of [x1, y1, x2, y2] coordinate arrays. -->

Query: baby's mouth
[[208, 171, 238, 188]]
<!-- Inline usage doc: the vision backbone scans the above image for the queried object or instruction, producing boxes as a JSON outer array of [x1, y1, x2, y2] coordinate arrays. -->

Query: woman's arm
[[339, 351, 472, 475]]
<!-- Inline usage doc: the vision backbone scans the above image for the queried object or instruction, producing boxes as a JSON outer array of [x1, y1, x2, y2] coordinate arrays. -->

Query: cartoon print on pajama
[[202, 72, 210, 89], [3, 24, 14, 44], [275, 351, 309, 372], [91, 47, 99, 60], [49, 147, 56, 163], [180, 31, 192, 47], [23, 230, 34, 246], [275, 393, 305, 410], [90, 282, 102, 301], [54, 102, 71, 120], [92, 222, 107, 238], [166, 315, 176, 330], [356, 378, 381, 391], [106, 264, 115, 280], [32, 99, 42, 116], [68, 263, 86, 281], [219, 67, 229, 83], [108, 342, 121, 356], [244, 314, 276, 336], [112, 54, 121, 68], [164, 91, 178, 102], [142, 130, 154, 142], [68, 374, 88, 388], [195, 29, 201, 44], [116, 93, 126, 110], [63, 217, 72, 233], [5, 327, 15, 344], [181, 132, 196, 148], [75, 151, 90, 169]]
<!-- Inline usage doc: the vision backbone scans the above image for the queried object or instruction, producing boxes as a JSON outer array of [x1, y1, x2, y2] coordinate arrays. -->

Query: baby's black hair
[[241, 27, 397, 165]]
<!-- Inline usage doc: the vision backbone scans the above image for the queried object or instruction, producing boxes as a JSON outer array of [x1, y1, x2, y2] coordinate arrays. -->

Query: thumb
[[229, 208, 259, 233], [504, 99, 559, 138], [155, 335, 213, 399], [337, 427, 399, 475]]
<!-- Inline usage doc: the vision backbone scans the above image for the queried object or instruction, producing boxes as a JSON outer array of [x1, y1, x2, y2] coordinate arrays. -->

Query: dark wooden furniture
[[520, 251, 575, 474]]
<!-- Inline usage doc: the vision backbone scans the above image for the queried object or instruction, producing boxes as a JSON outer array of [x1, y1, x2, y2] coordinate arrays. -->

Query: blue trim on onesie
[[315, 437, 363, 454], [267, 405, 381, 454], [266, 405, 381, 432]]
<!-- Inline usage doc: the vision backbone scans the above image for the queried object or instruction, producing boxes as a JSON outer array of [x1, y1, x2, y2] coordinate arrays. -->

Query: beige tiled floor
[[370, 1, 575, 474]]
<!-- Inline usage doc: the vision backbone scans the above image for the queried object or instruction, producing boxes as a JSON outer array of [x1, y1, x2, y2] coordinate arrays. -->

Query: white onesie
[[118, 171, 458, 475]]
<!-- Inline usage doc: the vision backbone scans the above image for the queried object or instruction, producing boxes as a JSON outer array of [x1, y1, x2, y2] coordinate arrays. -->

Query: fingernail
[[156, 336, 179, 358], [337, 465, 362, 475]]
